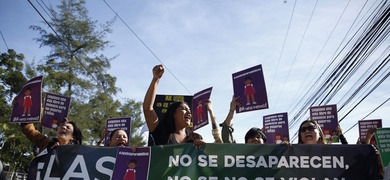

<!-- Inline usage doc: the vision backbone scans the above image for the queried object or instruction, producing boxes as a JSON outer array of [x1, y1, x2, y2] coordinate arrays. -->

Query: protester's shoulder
[[220, 121, 233, 127], [21, 123, 38, 134], [192, 132, 203, 140]]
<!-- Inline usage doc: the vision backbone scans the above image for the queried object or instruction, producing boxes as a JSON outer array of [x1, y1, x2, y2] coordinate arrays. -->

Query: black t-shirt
[[148, 122, 169, 146], [148, 123, 202, 146]]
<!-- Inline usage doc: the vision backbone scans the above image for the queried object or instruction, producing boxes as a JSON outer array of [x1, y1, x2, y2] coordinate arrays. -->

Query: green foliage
[[71, 94, 146, 147], [0, 1, 146, 176], [71, 92, 122, 144], [119, 99, 146, 147], [0, 49, 27, 100], [30, 0, 145, 146], [1, 124, 34, 173], [0, 49, 34, 176], [31, 0, 116, 100]]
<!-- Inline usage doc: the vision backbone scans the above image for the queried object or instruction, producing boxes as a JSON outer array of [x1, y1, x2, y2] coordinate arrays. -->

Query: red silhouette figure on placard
[[197, 99, 203, 123], [22, 87, 33, 117], [244, 77, 256, 106], [123, 159, 137, 180]]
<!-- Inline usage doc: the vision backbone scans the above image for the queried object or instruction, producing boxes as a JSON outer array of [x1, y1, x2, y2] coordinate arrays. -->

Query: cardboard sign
[[192, 87, 212, 131], [232, 64, 268, 113], [263, 112, 289, 144], [10, 76, 43, 123], [41, 92, 71, 129], [310, 104, 338, 143]]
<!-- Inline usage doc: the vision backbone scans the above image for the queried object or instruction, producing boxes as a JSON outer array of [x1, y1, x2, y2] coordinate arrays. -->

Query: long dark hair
[[110, 129, 124, 140], [67, 121, 83, 145], [244, 127, 267, 143], [298, 120, 326, 144], [163, 101, 188, 134]]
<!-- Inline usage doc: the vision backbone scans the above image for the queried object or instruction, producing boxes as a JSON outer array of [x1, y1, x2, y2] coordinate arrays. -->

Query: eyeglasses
[[300, 125, 317, 132]]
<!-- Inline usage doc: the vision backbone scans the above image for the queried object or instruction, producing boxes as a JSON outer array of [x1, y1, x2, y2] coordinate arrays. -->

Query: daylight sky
[[1, 0, 389, 144]]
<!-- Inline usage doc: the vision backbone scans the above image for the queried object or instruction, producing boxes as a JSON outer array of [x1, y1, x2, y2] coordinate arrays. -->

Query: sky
[[0, 0, 389, 144]]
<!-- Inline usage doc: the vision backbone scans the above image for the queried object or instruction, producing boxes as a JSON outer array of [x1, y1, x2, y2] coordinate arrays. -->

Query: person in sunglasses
[[298, 120, 327, 144]]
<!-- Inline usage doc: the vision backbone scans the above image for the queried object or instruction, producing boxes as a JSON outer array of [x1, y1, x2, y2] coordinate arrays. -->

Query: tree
[[0, 49, 26, 101], [0, 49, 34, 179], [119, 99, 146, 147], [31, 0, 117, 99], [72, 92, 122, 144], [31, 0, 145, 145]]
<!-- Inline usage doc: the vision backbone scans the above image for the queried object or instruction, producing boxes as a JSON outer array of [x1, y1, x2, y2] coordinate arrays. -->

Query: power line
[[35, 0, 53, 20], [339, 65, 390, 122], [269, 0, 297, 109], [288, 0, 377, 130], [337, 48, 390, 114], [290, 0, 389, 141], [287, 0, 353, 114], [30, 0, 149, 104], [0, 30, 9, 50], [27, 0, 112, 97], [323, 1, 390, 109], [27, 0, 60, 38], [343, 96, 390, 135], [273, 0, 320, 111], [102, 0, 192, 95], [289, 0, 389, 140]]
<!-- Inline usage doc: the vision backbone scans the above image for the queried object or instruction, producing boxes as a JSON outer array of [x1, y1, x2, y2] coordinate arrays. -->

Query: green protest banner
[[28, 144, 379, 180], [375, 128, 390, 170], [149, 144, 378, 180]]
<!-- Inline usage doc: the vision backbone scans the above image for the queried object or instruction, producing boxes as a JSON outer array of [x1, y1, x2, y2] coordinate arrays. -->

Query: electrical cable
[[35, 0, 53, 20], [289, 1, 389, 140], [27, 0, 112, 97], [273, 0, 320, 111], [102, 0, 192, 94], [268, 0, 297, 107], [289, 0, 374, 129], [0, 31, 9, 50], [343, 96, 390, 135], [287, 0, 353, 113]]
